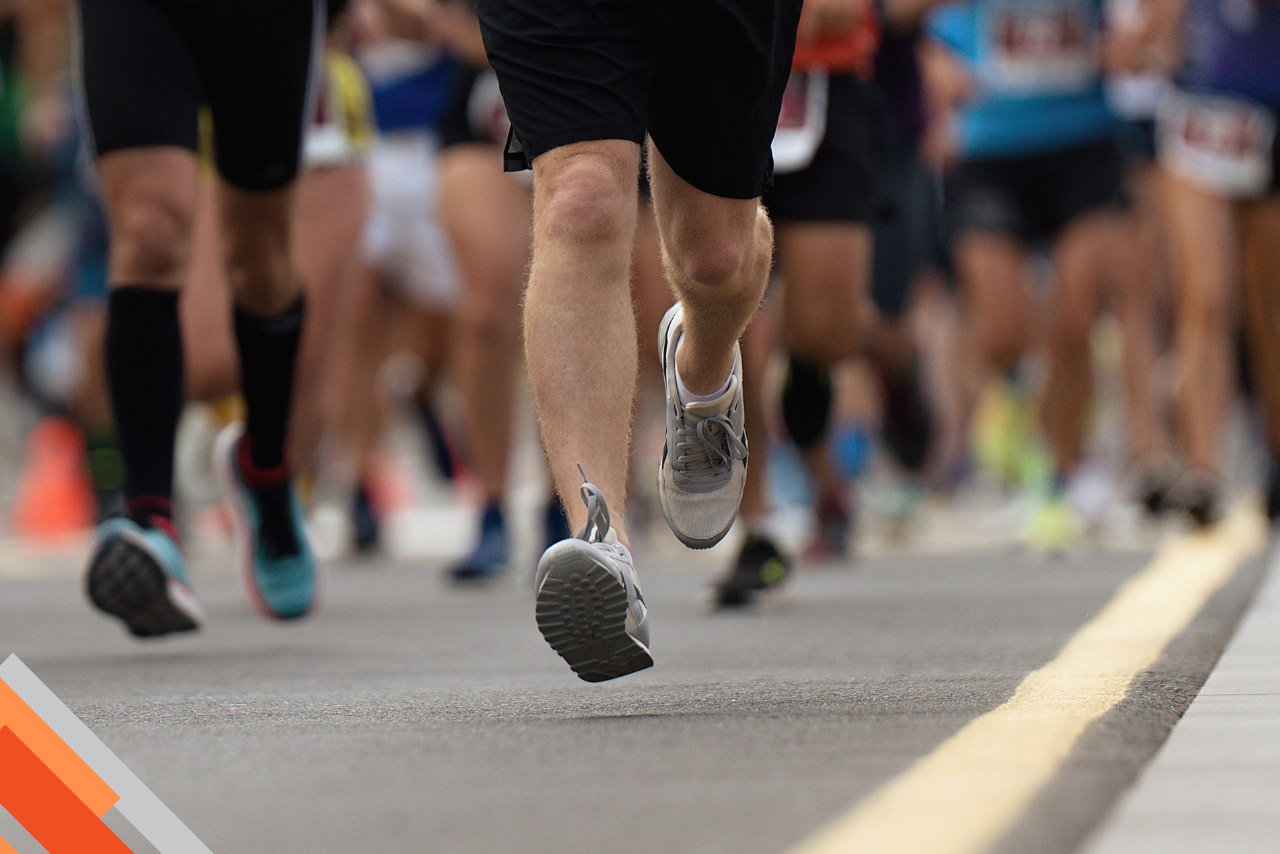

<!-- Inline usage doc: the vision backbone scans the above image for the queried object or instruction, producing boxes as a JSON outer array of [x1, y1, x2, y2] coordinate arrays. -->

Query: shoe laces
[[573, 466, 632, 562], [673, 409, 747, 487], [575, 465, 611, 544]]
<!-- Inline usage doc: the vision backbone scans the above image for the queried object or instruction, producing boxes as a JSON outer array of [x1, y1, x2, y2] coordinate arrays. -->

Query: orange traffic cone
[[10, 416, 97, 540]]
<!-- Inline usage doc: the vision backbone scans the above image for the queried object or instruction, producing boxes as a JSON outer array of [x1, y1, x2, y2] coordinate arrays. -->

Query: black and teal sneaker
[[86, 515, 203, 638], [216, 423, 319, 620]]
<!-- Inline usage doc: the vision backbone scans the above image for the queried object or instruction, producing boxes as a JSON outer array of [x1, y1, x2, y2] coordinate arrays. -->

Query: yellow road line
[[787, 506, 1265, 854]]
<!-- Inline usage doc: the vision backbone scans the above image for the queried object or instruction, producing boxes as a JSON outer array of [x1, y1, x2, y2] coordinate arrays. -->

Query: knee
[[664, 209, 765, 291], [110, 198, 192, 282], [538, 154, 633, 249]]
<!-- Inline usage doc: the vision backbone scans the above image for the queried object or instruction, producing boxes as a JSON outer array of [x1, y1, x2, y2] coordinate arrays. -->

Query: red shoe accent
[[235, 435, 290, 487]]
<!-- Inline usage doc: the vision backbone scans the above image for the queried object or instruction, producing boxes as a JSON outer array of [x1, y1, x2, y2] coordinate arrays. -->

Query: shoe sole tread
[[86, 536, 198, 638], [535, 549, 652, 683]]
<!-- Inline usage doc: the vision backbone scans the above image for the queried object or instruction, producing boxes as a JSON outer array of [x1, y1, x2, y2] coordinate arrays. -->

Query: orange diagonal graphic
[[0, 835, 18, 854], [0, 726, 133, 854], [0, 676, 117, 819], [0, 678, 118, 817]]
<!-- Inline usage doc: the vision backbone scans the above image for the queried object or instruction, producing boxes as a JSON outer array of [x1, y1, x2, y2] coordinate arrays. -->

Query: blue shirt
[[928, 0, 1116, 159], [359, 42, 457, 134], [1182, 0, 1280, 109]]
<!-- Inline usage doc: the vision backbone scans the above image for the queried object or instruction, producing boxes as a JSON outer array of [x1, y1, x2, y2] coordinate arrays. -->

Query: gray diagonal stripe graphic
[[0, 655, 213, 854]]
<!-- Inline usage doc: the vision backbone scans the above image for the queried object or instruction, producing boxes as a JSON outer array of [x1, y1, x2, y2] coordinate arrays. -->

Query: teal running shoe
[[216, 423, 319, 620], [86, 516, 203, 637]]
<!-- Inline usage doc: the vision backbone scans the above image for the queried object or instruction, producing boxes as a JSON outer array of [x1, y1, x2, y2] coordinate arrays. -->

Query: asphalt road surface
[[0, 532, 1265, 854]]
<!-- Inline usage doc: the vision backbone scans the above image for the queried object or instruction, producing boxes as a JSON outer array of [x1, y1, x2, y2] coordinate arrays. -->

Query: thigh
[[649, 0, 804, 200], [475, 0, 656, 165], [77, 0, 201, 157], [196, 0, 320, 191]]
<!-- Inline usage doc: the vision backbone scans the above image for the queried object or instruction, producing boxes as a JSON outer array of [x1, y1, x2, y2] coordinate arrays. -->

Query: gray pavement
[[0, 539, 1261, 854], [1085, 545, 1280, 854]]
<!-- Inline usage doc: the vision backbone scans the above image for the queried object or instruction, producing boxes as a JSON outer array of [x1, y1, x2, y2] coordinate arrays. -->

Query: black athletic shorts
[[764, 74, 886, 224], [77, 0, 321, 191], [946, 137, 1124, 247], [475, 0, 804, 200]]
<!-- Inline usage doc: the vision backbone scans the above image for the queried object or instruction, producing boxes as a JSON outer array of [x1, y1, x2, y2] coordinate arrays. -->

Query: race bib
[[986, 1, 1098, 94], [1157, 90, 1276, 198], [771, 71, 828, 175]]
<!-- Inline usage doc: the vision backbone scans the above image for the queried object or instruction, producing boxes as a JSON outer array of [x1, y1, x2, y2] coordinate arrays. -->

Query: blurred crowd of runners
[[0, 0, 1277, 610]]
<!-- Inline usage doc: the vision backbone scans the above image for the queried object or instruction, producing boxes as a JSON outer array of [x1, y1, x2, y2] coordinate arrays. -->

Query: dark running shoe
[[449, 502, 508, 582], [86, 517, 203, 638], [1169, 469, 1222, 530], [713, 532, 790, 609], [351, 483, 381, 554]]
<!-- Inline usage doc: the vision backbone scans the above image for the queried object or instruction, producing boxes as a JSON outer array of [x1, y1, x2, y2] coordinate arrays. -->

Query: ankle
[[674, 333, 739, 402]]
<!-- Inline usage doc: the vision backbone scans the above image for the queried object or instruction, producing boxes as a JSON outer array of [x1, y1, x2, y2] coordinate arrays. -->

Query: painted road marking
[[786, 506, 1265, 854]]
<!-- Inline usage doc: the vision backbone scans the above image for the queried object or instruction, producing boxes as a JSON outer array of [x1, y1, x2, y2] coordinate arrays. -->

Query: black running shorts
[[946, 137, 1124, 247], [764, 75, 886, 225], [475, 0, 805, 200], [77, 0, 321, 191]]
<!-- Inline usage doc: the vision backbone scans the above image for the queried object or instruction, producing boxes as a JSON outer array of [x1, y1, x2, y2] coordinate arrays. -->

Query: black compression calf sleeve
[[781, 357, 833, 450], [105, 287, 184, 517], [234, 296, 304, 471]]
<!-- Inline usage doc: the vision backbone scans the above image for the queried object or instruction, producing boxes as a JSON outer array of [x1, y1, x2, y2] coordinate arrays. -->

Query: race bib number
[[771, 71, 828, 175], [1158, 90, 1276, 198], [985, 0, 1098, 94]]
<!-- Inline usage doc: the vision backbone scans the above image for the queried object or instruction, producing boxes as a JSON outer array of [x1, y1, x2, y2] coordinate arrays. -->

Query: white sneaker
[[535, 477, 652, 683], [656, 302, 748, 549]]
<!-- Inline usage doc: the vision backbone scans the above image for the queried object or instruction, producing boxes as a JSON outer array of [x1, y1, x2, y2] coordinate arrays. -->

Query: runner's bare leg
[[524, 140, 642, 541], [647, 142, 774, 395]]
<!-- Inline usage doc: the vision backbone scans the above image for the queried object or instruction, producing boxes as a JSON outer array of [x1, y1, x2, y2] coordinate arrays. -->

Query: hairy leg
[[525, 140, 641, 538], [647, 141, 774, 394]]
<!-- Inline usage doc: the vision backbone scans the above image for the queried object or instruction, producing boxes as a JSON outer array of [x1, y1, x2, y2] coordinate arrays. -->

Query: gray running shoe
[[535, 474, 652, 683], [657, 302, 748, 549]]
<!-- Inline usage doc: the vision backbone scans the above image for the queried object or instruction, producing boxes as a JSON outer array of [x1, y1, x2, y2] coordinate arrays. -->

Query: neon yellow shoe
[[1024, 494, 1085, 556]]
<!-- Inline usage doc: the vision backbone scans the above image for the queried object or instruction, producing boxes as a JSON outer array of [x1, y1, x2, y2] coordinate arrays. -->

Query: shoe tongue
[[684, 378, 737, 418], [602, 527, 619, 546]]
